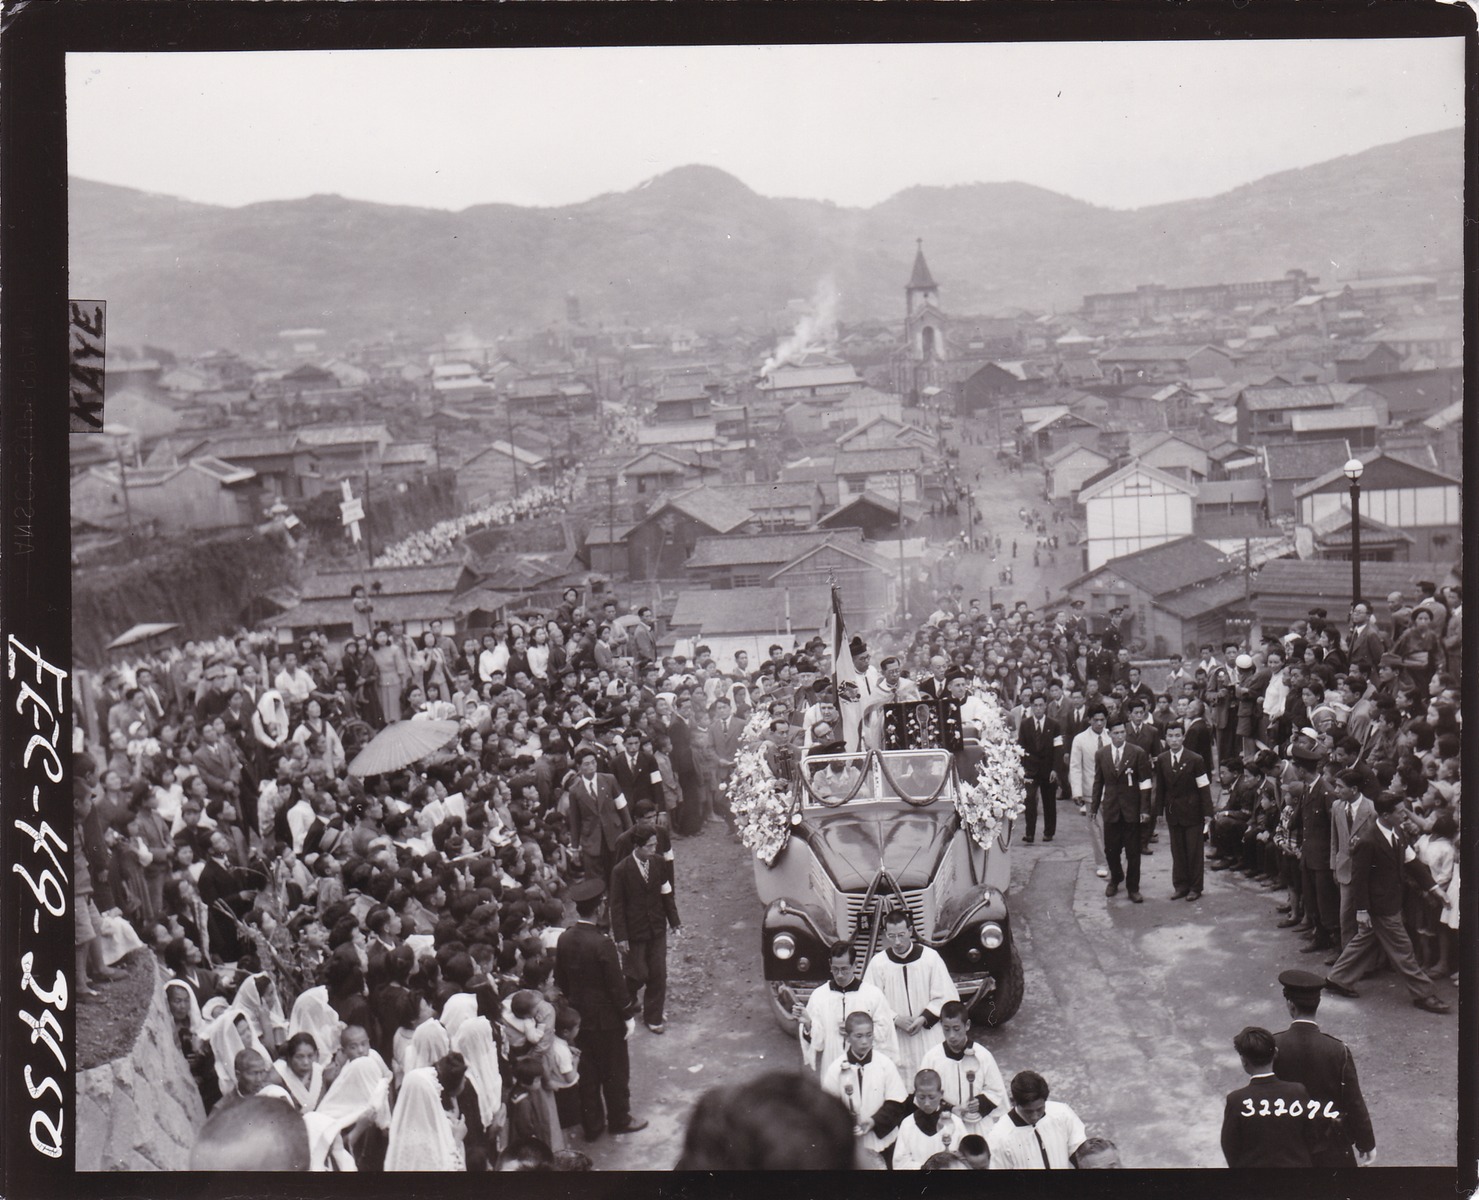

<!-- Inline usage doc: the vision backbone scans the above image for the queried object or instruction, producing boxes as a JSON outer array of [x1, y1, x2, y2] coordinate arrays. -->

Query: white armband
[[1053, 736, 1064, 747], [660, 881, 673, 895], [614, 794, 627, 810], [1138, 779, 1152, 791], [649, 770, 663, 784], [1195, 774, 1210, 789]]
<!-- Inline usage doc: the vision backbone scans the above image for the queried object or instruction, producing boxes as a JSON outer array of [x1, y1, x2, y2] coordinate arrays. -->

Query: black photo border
[[2, 3, 1474, 1200]]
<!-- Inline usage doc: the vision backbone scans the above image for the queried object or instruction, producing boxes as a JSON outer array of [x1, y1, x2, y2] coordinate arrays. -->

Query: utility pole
[[896, 470, 908, 621], [116, 443, 135, 539], [606, 476, 616, 576], [507, 403, 521, 499]]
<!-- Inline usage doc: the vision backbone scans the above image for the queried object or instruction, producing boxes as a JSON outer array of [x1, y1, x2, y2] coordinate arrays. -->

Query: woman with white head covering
[[234, 973, 287, 1057], [302, 1056, 392, 1171], [165, 978, 221, 1111], [289, 985, 343, 1068], [252, 689, 291, 766], [451, 1016, 504, 1137], [203, 1001, 273, 1095], [440, 992, 478, 1042], [405, 1014, 451, 1076], [384, 1066, 459, 1171]]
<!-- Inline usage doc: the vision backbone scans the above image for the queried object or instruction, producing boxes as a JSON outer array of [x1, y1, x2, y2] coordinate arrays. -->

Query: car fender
[[760, 897, 836, 980]]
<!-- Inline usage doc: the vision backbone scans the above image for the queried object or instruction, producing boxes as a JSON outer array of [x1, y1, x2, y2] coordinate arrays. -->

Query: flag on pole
[[826, 583, 865, 752]]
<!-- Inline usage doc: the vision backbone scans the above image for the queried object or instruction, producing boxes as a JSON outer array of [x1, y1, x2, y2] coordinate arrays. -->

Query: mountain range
[[69, 127, 1462, 355]]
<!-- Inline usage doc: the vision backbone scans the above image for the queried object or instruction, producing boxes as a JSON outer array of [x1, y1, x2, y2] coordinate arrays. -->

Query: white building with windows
[[1078, 460, 1196, 571], [1292, 448, 1461, 562]]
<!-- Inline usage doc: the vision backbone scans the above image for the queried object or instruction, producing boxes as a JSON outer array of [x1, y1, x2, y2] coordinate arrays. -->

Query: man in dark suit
[[554, 878, 647, 1140], [1152, 724, 1213, 901], [1288, 748, 1339, 955], [1016, 693, 1062, 844], [609, 824, 682, 1034], [917, 655, 951, 700], [1323, 790, 1450, 1013], [1090, 715, 1153, 902], [1221, 1027, 1314, 1167], [1124, 699, 1163, 853], [1055, 685, 1088, 784], [566, 749, 632, 885], [611, 729, 660, 811], [659, 694, 704, 836], [1272, 970, 1375, 1167], [1085, 636, 1116, 696], [1345, 602, 1386, 675]]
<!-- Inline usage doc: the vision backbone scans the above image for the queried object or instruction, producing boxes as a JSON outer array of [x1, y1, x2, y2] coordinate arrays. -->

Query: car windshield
[[875, 749, 951, 802], [801, 752, 870, 804], [798, 748, 954, 807]]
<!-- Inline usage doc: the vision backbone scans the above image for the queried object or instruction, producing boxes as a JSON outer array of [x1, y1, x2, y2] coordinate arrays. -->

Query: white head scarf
[[164, 978, 205, 1037], [234, 973, 287, 1043], [288, 986, 343, 1067], [406, 1018, 451, 1075], [302, 1056, 392, 1170], [203, 1002, 272, 1094], [256, 689, 290, 740], [451, 1016, 502, 1132], [439, 993, 478, 1042], [384, 1066, 457, 1172]]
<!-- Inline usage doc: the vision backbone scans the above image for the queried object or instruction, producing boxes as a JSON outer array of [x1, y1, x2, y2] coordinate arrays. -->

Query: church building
[[890, 241, 1027, 407]]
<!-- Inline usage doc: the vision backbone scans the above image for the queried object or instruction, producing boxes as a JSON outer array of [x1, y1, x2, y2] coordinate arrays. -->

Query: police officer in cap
[[554, 876, 648, 1140], [1271, 969, 1374, 1167]]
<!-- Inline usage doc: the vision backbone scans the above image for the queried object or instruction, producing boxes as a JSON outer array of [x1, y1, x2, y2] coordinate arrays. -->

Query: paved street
[[584, 432, 1458, 1171]]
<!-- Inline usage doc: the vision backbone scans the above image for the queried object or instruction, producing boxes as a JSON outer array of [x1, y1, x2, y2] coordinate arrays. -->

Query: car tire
[[980, 944, 1024, 1027], [768, 982, 802, 1037]]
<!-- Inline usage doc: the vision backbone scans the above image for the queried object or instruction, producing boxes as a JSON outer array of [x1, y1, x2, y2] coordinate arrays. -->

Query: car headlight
[[772, 932, 797, 960], [978, 922, 1004, 950]]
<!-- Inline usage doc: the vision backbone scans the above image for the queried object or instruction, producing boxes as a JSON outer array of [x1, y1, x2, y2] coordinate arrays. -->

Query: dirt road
[[587, 810, 1457, 1169]]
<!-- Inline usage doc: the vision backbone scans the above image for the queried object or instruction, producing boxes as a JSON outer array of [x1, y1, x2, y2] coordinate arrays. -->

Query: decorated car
[[732, 686, 1027, 1034]]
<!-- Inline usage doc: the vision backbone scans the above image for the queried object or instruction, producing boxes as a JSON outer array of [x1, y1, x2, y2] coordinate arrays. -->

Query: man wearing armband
[[1090, 715, 1153, 903], [1153, 724, 1214, 901]]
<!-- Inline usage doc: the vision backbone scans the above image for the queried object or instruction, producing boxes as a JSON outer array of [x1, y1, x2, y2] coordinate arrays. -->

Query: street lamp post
[[1343, 457, 1364, 606]]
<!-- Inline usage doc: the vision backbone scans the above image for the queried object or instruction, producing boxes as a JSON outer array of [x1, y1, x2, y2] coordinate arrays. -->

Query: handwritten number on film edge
[[9, 637, 70, 1157]]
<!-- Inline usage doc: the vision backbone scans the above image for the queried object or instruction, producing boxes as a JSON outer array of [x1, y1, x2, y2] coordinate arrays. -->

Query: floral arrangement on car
[[728, 708, 798, 865], [953, 683, 1026, 849]]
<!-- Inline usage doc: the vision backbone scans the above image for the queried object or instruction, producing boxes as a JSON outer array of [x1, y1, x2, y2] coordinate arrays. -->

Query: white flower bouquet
[[953, 685, 1026, 849], [730, 708, 796, 865]]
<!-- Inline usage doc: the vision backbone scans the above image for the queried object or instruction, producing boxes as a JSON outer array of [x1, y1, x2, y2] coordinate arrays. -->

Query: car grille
[[843, 888, 930, 958]]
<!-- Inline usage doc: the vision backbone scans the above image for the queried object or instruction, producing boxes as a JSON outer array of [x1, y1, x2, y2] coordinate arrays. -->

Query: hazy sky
[[68, 40, 1463, 212]]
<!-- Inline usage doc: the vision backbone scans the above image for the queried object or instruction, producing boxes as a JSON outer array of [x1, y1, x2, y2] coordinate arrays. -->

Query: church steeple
[[907, 239, 937, 292], [905, 238, 939, 317]]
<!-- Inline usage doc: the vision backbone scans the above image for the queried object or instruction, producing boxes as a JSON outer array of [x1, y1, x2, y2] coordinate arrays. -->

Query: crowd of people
[[74, 583, 863, 1171], [370, 476, 578, 568], [71, 551, 1459, 1169]]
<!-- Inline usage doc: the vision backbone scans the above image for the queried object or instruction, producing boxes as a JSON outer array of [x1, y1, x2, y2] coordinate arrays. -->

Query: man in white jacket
[[1067, 707, 1111, 879]]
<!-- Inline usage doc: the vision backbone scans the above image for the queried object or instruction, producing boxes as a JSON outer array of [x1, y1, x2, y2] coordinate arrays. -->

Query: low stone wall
[[77, 956, 206, 1171]]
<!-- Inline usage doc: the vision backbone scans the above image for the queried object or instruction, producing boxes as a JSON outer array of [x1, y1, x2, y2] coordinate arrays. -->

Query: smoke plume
[[761, 277, 840, 377]]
